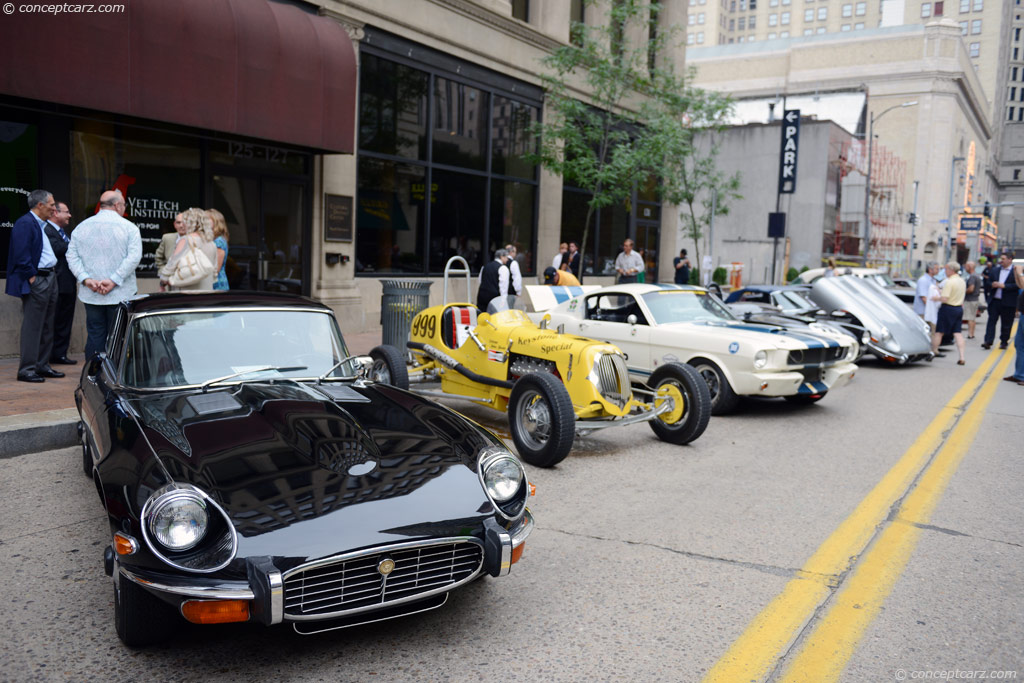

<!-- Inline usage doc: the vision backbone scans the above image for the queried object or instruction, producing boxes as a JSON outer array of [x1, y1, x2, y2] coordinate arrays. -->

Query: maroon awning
[[0, 0, 356, 153]]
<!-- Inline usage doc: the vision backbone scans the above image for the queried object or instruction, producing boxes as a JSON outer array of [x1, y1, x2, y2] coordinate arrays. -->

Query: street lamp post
[[946, 156, 965, 263], [863, 100, 918, 265]]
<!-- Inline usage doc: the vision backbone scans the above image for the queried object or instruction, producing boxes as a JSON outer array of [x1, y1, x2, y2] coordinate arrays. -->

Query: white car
[[529, 284, 859, 414]]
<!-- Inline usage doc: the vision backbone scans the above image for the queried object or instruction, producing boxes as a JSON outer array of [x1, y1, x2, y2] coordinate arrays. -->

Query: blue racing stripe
[[723, 323, 829, 349]]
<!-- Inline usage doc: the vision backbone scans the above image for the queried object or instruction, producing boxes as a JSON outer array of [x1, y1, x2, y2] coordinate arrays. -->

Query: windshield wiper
[[316, 355, 361, 384], [200, 365, 307, 393]]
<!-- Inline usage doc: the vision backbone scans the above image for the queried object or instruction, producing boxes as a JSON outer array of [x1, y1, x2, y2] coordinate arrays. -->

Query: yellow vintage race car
[[368, 298, 712, 468]]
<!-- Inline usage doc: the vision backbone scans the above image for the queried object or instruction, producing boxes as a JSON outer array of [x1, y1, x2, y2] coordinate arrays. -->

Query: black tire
[[507, 372, 575, 468], [114, 567, 179, 648], [784, 392, 827, 404], [81, 433, 93, 479], [690, 359, 740, 415], [647, 362, 712, 445], [369, 344, 409, 390]]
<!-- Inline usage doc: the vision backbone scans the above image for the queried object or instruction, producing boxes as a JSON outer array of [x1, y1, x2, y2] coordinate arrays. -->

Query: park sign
[[778, 110, 800, 194]]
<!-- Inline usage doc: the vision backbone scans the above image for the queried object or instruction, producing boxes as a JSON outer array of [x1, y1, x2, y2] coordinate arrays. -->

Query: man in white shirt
[[614, 239, 645, 284], [67, 190, 142, 359], [505, 243, 523, 296], [552, 242, 568, 270]]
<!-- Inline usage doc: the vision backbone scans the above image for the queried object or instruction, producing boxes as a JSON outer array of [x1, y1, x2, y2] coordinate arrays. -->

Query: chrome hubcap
[[517, 390, 551, 448]]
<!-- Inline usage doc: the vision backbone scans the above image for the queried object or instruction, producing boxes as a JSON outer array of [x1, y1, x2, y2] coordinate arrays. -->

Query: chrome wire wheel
[[370, 359, 392, 384], [515, 390, 552, 450]]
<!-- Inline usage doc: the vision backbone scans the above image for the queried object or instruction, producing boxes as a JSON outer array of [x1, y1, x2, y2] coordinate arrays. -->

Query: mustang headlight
[[478, 446, 528, 520], [148, 491, 209, 551], [753, 350, 768, 369]]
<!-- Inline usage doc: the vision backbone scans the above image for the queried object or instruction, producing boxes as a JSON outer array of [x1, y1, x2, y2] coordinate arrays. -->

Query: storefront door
[[209, 173, 308, 294], [635, 221, 659, 283]]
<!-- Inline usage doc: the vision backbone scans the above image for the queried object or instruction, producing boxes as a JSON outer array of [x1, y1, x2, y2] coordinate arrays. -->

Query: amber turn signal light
[[181, 599, 250, 625], [529, 483, 536, 497], [113, 532, 137, 556], [510, 542, 526, 566]]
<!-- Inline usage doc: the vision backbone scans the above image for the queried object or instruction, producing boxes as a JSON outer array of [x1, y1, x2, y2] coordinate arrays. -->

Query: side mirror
[[626, 314, 637, 325], [86, 352, 106, 378]]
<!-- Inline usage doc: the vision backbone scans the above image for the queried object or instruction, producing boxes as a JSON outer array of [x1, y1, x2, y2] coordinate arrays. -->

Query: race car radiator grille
[[787, 346, 845, 366], [598, 353, 630, 408], [283, 541, 483, 617]]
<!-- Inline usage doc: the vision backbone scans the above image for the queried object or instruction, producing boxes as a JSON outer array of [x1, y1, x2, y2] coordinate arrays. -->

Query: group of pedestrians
[[914, 253, 1024, 383], [6, 189, 233, 382]]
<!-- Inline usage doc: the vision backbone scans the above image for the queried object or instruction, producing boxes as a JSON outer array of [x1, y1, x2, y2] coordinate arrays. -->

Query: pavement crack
[[540, 526, 825, 579], [0, 515, 107, 544], [892, 517, 1024, 549]]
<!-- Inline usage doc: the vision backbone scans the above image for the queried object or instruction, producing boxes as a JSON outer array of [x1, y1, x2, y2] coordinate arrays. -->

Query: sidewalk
[[0, 327, 384, 458]]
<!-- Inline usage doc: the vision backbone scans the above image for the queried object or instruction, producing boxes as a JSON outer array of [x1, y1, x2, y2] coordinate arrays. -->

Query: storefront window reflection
[[359, 55, 429, 160], [433, 78, 488, 170], [70, 121, 201, 274], [428, 169, 486, 273], [0, 119, 38, 275], [491, 96, 538, 179], [490, 179, 535, 275], [355, 158, 426, 274]]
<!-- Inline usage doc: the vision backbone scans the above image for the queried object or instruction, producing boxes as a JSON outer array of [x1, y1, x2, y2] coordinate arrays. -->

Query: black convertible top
[[121, 291, 330, 314]]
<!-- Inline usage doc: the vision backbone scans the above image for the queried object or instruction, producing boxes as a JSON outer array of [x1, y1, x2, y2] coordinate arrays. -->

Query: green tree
[[530, 0, 739, 283]]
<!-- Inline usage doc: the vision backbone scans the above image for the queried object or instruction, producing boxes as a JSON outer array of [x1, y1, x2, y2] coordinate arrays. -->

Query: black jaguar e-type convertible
[[76, 292, 533, 647]]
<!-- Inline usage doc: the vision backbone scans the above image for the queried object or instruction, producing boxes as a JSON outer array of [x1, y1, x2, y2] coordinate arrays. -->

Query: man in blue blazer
[[5, 189, 64, 382]]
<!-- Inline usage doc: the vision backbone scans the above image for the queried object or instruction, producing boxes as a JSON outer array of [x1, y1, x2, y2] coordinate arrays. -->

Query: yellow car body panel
[[408, 303, 634, 418]]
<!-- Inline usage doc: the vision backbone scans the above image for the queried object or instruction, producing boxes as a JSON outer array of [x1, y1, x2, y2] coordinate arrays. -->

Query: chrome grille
[[283, 541, 483, 617], [787, 346, 845, 366], [597, 353, 630, 407]]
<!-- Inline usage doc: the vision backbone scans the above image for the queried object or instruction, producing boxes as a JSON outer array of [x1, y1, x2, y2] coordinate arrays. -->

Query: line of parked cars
[[74, 261, 928, 647]]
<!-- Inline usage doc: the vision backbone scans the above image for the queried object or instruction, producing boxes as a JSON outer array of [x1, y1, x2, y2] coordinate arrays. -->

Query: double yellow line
[[705, 345, 1016, 683]]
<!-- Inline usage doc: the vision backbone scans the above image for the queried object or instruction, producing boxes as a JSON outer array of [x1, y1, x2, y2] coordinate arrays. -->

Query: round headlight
[[753, 350, 768, 369], [879, 326, 892, 341], [482, 454, 524, 503], [861, 330, 870, 345], [148, 493, 209, 551]]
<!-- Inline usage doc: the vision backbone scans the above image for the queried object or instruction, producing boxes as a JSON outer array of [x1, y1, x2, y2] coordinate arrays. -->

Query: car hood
[[810, 277, 931, 355], [126, 381, 497, 561], [656, 319, 847, 350]]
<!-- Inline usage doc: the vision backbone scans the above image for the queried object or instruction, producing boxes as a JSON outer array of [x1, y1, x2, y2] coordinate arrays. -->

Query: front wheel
[[647, 362, 712, 445], [114, 566, 179, 648], [783, 392, 826, 404], [690, 360, 740, 415], [369, 344, 409, 390], [508, 372, 575, 468]]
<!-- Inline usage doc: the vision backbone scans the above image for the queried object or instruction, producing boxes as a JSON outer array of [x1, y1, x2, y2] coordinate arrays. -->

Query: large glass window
[[70, 122, 201, 275], [428, 169, 486, 273], [359, 54, 429, 160], [355, 158, 425, 274], [357, 51, 540, 276], [0, 119, 38, 275]]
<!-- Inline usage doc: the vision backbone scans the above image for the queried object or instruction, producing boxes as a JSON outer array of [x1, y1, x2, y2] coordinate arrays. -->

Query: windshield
[[642, 291, 735, 324], [774, 291, 818, 311], [121, 309, 350, 389], [866, 273, 895, 287]]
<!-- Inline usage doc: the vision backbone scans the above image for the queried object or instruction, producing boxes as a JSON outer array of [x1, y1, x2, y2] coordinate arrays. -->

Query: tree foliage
[[529, 0, 739, 282]]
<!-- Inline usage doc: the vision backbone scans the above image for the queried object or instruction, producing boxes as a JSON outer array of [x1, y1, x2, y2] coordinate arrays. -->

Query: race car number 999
[[412, 314, 437, 338]]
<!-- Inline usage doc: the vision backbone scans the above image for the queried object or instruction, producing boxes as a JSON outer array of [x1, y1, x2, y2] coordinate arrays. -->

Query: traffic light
[[907, 212, 918, 225], [901, 240, 909, 249]]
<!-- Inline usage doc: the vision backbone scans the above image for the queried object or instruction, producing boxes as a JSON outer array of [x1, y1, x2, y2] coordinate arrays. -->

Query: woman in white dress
[[159, 208, 218, 291]]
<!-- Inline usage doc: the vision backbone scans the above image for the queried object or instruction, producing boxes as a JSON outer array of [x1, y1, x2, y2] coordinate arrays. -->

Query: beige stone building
[[0, 0, 690, 357], [687, 20, 996, 273]]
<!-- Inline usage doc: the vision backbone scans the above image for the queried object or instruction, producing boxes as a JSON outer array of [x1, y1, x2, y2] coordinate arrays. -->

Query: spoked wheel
[[647, 362, 711, 445], [690, 360, 739, 415], [369, 344, 409, 390], [508, 373, 575, 468]]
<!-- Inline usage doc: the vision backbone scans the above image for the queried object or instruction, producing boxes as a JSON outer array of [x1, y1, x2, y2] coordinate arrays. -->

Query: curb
[[0, 408, 80, 459]]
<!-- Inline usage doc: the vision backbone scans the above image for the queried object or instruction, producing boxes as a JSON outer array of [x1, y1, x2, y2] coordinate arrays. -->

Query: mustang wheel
[[369, 344, 409, 390], [784, 392, 827, 404], [690, 359, 740, 415], [648, 362, 711, 445], [508, 372, 575, 468], [114, 566, 178, 648]]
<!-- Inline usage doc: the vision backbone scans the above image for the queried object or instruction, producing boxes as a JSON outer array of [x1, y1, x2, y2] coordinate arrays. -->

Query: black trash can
[[380, 280, 432, 350]]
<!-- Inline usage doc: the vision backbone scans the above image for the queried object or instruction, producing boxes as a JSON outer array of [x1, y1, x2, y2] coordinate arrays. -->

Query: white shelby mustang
[[528, 283, 859, 414]]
